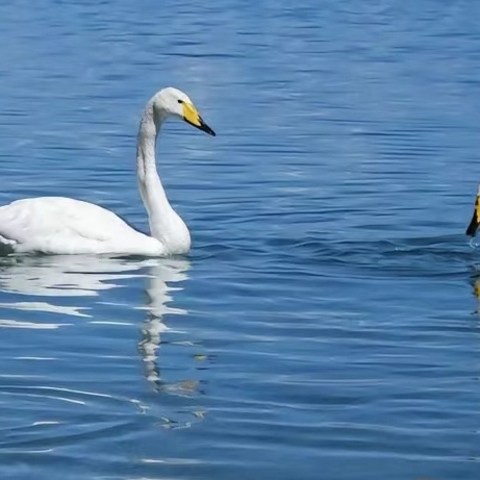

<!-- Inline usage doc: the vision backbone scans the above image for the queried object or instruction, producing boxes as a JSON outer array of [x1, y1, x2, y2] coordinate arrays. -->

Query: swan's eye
[[177, 99, 183, 104]]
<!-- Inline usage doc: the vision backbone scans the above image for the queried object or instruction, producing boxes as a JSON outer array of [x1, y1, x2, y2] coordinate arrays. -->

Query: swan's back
[[0, 197, 164, 255]]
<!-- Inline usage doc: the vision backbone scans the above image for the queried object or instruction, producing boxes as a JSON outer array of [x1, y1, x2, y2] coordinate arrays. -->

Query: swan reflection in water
[[0, 255, 199, 396], [137, 257, 201, 396]]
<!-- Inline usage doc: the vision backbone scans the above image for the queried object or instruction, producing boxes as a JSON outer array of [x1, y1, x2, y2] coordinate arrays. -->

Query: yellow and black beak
[[182, 102, 216, 136], [466, 185, 480, 236]]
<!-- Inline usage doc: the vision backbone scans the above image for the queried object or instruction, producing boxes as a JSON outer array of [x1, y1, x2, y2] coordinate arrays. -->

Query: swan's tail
[[466, 185, 480, 237]]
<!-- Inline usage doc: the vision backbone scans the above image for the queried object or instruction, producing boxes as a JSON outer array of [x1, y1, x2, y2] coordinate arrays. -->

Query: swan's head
[[152, 87, 216, 136]]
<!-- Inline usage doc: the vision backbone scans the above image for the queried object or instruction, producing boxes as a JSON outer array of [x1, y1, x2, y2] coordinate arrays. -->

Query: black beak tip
[[185, 115, 216, 136], [201, 122, 216, 136], [466, 215, 479, 237]]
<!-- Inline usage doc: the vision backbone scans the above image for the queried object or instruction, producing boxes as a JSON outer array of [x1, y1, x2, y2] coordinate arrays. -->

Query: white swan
[[0, 87, 215, 256]]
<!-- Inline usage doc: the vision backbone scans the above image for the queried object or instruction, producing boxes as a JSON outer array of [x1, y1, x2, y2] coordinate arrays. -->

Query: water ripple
[[1, 0, 480, 479]]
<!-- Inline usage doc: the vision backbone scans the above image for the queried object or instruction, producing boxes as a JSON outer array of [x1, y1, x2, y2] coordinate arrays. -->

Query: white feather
[[0, 197, 163, 255]]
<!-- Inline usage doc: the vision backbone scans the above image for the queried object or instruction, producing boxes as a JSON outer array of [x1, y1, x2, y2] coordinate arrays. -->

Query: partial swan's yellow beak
[[182, 102, 216, 136], [466, 185, 480, 236]]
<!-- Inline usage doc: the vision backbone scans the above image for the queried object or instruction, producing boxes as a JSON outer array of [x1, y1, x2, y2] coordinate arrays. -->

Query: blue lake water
[[0, 1, 480, 478]]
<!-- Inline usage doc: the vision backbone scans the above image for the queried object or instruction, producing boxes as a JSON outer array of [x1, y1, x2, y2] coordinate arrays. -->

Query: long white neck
[[136, 102, 191, 254]]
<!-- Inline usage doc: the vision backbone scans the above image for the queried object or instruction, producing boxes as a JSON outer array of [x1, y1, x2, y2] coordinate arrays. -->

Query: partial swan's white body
[[0, 197, 165, 255], [0, 87, 215, 256]]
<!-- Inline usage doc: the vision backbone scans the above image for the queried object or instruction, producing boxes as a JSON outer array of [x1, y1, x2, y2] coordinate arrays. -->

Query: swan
[[0, 87, 215, 256]]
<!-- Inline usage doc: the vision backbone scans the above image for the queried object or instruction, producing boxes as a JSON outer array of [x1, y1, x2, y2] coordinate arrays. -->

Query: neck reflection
[[138, 257, 195, 393]]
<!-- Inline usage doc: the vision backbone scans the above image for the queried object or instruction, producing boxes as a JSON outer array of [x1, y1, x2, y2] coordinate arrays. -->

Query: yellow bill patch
[[474, 278, 480, 299], [182, 102, 202, 127]]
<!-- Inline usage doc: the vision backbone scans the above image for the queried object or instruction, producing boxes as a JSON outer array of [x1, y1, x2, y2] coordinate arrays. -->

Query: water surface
[[0, 1, 480, 479]]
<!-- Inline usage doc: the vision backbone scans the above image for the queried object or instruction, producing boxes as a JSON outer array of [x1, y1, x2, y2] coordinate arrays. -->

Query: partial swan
[[0, 87, 215, 255], [466, 184, 480, 237]]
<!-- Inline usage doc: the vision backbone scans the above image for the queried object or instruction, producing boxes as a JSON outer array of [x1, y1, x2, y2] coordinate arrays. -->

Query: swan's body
[[0, 197, 165, 255], [0, 87, 215, 255]]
